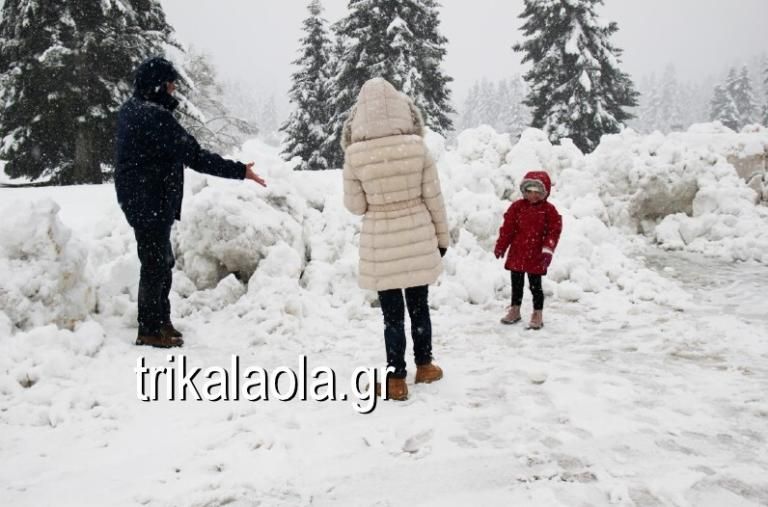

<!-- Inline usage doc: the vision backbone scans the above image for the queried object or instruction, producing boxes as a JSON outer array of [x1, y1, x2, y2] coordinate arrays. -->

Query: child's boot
[[500, 305, 521, 325], [527, 310, 544, 330]]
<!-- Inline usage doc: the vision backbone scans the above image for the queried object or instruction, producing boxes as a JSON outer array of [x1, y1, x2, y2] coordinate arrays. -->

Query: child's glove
[[541, 251, 553, 269], [494, 245, 507, 259]]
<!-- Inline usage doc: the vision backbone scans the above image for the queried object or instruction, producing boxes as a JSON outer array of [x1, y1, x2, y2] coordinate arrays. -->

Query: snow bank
[[174, 177, 307, 290], [0, 199, 95, 331], [587, 126, 768, 262], [442, 127, 691, 310], [4, 123, 768, 333], [0, 321, 106, 427]]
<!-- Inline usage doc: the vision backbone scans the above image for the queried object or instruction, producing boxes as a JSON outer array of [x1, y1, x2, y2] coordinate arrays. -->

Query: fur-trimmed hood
[[341, 77, 425, 150], [519, 170, 553, 198]]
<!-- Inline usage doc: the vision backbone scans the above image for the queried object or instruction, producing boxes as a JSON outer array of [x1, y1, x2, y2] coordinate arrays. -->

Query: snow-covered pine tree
[[260, 95, 280, 145], [458, 76, 531, 138], [412, 0, 454, 133], [181, 49, 257, 154], [633, 74, 660, 133], [513, 0, 638, 153], [728, 66, 758, 128], [458, 81, 481, 131], [0, 0, 176, 184], [281, 0, 333, 171], [677, 81, 708, 130], [325, 0, 454, 166], [710, 84, 740, 131], [505, 76, 531, 139], [475, 78, 497, 127], [764, 59, 768, 125], [320, 34, 350, 169], [493, 79, 511, 132], [658, 65, 683, 132]]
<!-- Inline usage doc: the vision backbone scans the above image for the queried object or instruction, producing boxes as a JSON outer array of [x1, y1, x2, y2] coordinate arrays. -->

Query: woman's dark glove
[[439, 247, 447, 258]]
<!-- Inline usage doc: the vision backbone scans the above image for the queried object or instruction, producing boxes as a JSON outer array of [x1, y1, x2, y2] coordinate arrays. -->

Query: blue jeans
[[377, 285, 432, 378]]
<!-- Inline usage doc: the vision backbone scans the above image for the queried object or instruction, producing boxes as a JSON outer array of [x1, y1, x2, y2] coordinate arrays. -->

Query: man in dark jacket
[[115, 56, 266, 348]]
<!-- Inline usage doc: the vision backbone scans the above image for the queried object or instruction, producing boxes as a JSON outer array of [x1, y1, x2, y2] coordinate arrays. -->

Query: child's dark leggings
[[511, 271, 544, 310], [377, 285, 432, 379]]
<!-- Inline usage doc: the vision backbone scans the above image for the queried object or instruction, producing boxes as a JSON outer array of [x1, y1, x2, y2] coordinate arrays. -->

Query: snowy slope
[[1, 128, 767, 506]]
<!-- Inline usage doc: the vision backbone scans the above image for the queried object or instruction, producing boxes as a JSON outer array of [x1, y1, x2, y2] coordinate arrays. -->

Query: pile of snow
[[587, 126, 768, 263], [0, 199, 95, 331], [174, 178, 307, 290], [440, 127, 690, 310], [0, 321, 106, 427], [4, 123, 768, 334]]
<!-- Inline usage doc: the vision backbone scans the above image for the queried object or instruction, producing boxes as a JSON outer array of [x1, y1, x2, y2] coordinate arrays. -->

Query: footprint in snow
[[402, 428, 434, 454]]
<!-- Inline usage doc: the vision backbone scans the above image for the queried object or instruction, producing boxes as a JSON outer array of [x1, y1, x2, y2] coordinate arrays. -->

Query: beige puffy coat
[[342, 78, 450, 291]]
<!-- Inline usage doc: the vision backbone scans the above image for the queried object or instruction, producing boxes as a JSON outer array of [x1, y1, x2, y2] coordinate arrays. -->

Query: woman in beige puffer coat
[[342, 77, 449, 401]]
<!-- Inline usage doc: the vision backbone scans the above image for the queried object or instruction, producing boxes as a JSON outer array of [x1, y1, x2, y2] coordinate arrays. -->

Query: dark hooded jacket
[[114, 57, 245, 228], [495, 171, 563, 275]]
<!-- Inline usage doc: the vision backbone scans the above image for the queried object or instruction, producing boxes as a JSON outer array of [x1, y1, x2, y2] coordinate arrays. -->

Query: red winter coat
[[494, 171, 562, 275]]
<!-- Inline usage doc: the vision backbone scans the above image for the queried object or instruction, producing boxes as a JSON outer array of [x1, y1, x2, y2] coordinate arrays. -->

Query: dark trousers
[[134, 224, 174, 336], [377, 285, 432, 379], [511, 271, 544, 310]]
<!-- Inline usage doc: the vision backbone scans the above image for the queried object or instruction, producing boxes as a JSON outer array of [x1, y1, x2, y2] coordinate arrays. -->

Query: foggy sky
[[160, 0, 768, 110]]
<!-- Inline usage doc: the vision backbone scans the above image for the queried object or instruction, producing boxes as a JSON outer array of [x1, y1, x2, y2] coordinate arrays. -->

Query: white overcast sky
[[161, 0, 768, 109]]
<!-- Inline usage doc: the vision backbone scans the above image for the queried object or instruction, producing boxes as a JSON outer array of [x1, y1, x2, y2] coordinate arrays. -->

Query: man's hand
[[244, 162, 267, 187]]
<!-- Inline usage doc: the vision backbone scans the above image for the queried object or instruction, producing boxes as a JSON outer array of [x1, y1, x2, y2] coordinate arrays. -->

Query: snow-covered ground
[[1, 127, 767, 506]]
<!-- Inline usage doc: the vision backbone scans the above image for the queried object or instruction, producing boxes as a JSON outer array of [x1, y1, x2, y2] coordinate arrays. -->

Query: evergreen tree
[[281, 0, 333, 170], [504, 76, 532, 139], [710, 84, 739, 131], [181, 49, 257, 154], [326, 0, 454, 166], [494, 79, 511, 132], [458, 82, 480, 131], [728, 66, 758, 128], [458, 76, 531, 138], [677, 81, 708, 129], [0, 0, 176, 184], [475, 78, 496, 127], [633, 73, 659, 133], [412, 0, 454, 133], [259, 95, 280, 146], [763, 59, 768, 125], [320, 34, 350, 168], [658, 65, 683, 131], [513, 0, 638, 153]]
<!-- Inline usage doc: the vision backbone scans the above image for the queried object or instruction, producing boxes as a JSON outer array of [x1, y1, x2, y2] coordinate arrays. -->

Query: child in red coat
[[494, 170, 562, 329]]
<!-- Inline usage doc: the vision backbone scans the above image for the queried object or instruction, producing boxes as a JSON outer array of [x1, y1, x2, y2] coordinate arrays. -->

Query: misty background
[[161, 0, 768, 123]]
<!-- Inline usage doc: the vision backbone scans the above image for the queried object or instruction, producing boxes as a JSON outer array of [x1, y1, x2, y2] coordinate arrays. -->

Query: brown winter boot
[[500, 305, 521, 325], [527, 310, 544, 330], [415, 363, 443, 384], [375, 377, 409, 401], [136, 334, 184, 348], [160, 322, 183, 339]]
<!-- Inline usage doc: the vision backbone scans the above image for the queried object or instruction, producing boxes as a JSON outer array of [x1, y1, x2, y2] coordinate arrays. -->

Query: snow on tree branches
[[324, 0, 454, 168], [513, 0, 638, 153], [0, 0, 177, 184], [281, 0, 334, 171]]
